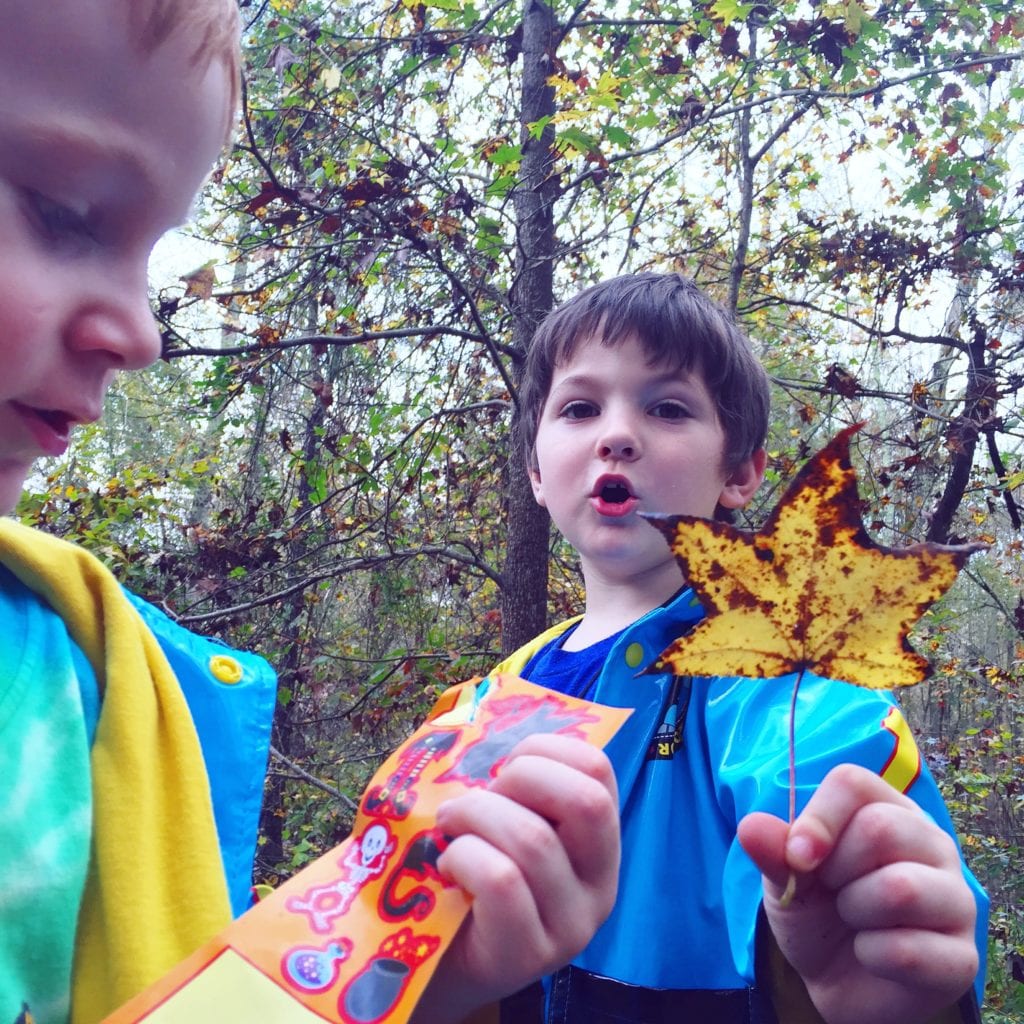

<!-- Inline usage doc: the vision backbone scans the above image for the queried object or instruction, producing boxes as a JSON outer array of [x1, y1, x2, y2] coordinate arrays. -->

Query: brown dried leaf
[[180, 264, 216, 300]]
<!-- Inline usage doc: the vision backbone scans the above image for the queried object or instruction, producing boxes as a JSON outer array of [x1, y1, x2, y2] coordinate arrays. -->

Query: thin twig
[[789, 668, 803, 825], [780, 668, 804, 907], [270, 744, 359, 811]]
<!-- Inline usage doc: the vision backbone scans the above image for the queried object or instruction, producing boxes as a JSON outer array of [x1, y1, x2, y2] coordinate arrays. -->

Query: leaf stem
[[788, 668, 804, 824], [780, 668, 804, 908]]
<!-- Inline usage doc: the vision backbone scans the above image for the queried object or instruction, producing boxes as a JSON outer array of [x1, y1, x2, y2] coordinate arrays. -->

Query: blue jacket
[[125, 590, 277, 918], [493, 589, 988, 1024]]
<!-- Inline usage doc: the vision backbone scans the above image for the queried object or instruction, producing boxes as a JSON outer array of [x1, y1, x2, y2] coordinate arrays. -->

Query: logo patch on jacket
[[647, 676, 692, 761]]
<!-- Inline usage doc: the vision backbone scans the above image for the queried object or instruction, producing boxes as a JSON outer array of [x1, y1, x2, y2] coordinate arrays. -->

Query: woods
[[18, 1, 1024, 1016]]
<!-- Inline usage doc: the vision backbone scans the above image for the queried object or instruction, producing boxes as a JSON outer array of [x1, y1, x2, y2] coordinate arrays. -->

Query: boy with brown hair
[[0, 4, 621, 1022], [472, 272, 988, 1024]]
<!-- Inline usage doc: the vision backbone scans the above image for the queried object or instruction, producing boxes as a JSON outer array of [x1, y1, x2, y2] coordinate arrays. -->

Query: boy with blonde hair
[[0, 2, 263, 1019], [0, 4, 621, 1021]]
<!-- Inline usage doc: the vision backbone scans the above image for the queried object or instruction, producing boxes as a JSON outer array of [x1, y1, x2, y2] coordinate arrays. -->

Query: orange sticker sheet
[[104, 673, 631, 1024]]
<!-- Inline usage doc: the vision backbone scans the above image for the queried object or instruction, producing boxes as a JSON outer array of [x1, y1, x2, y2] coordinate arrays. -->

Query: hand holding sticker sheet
[[104, 674, 630, 1024]]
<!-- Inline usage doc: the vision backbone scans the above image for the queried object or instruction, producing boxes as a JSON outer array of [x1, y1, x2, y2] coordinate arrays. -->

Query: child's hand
[[738, 763, 978, 1024], [411, 733, 620, 1024]]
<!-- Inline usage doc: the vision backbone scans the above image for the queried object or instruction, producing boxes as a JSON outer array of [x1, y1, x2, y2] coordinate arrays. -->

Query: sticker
[[288, 823, 397, 933], [283, 939, 353, 993], [379, 829, 450, 922], [339, 930, 440, 1023], [102, 675, 632, 1024]]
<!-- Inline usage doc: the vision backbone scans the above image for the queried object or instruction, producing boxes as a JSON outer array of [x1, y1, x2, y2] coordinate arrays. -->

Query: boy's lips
[[591, 474, 639, 518], [12, 401, 83, 457]]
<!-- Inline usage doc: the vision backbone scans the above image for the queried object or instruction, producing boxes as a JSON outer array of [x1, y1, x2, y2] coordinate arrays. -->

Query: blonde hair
[[128, 0, 242, 134]]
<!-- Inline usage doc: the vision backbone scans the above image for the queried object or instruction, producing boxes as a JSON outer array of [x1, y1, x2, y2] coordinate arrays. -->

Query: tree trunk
[[259, 311, 329, 872], [501, 0, 559, 656], [727, 27, 757, 315], [920, 190, 995, 544], [926, 331, 996, 544]]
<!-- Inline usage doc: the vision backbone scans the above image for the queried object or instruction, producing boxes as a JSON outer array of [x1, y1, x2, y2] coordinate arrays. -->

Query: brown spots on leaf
[[642, 424, 987, 688]]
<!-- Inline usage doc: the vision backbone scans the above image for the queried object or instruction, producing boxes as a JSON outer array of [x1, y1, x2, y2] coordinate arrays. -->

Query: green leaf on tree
[[709, 0, 753, 25]]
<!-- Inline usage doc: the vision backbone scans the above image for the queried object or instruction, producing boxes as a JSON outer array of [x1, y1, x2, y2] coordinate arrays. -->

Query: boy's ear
[[527, 460, 547, 508], [718, 447, 767, 510]]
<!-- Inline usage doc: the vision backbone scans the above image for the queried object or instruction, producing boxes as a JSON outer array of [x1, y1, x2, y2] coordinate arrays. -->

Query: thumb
[[737, 811, 792, 890]]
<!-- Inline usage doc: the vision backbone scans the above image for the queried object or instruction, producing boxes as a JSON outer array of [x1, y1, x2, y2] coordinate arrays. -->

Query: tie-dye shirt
[[0, 565, 98, 1024]]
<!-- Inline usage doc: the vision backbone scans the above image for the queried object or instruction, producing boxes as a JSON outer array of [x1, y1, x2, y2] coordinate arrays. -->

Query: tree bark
[[501, 0, 559, 656], [922, 189, 997, 544], [926, 331, 996, 544], [259, 313, 329, 873]]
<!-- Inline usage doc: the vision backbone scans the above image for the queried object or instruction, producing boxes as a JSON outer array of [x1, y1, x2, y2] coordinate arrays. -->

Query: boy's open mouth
[[33, 407, 73, 433], [601, 481, 632, 504], [592, 476, 638, 517], [12, 401, 75, 456]]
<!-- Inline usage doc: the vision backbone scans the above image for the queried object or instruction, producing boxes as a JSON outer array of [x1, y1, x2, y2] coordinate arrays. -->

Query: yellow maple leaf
[[643, 423, 986, 688]]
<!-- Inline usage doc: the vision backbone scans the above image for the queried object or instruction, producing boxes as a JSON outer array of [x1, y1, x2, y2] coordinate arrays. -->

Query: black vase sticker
[[339, 928, 440, 1023], [342, 957, 411, 1021]]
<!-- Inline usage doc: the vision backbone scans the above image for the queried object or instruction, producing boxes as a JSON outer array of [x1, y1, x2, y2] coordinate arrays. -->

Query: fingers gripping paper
[[104, 674, 630, 1024]]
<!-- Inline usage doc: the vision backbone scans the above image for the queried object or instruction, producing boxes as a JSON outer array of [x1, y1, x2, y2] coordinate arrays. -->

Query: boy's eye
[[650, 400, 690, 420], [21, 188, 96, 246], [559, 400, 599, 420]]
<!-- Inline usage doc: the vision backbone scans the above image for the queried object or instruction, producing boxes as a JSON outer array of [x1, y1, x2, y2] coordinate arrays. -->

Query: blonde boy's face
[[0, 1, 233, 513]]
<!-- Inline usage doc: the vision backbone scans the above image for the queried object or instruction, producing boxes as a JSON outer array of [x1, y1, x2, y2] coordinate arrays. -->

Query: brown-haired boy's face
[[0, 0, 232, 512], [529, 333, 763, 598]]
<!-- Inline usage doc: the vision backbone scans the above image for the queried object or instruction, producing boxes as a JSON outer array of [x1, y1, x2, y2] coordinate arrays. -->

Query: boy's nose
[[597, 419, 641, 461], [65, 284, 162, 372], [599, 438, 638, 459]]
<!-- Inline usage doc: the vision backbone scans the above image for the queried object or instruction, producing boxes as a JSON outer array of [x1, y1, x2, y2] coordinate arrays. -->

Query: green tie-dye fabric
[[0, 567, 94, 1024]]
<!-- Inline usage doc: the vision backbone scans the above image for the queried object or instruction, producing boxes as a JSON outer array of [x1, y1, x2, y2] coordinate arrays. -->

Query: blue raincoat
[[492, 588, 987, 1024], [125, 590, 277, 918]]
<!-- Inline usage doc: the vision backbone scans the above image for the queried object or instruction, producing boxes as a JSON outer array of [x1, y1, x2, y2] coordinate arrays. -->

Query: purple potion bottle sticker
[[282, 939, 352, 993]]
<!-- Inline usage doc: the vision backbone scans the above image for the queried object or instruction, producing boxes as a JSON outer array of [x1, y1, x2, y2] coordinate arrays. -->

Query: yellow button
[[624, 643, 644, 668], [209, 654, 244, 685]]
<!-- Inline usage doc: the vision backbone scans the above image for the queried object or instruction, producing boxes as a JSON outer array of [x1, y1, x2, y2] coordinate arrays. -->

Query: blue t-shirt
[[521, 623, 624, 700]]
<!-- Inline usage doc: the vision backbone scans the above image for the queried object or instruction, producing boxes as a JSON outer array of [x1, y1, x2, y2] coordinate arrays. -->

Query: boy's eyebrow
[[2, 113, 181, 220], [549, 372, 595, 391], [551, 368, 706, 392]]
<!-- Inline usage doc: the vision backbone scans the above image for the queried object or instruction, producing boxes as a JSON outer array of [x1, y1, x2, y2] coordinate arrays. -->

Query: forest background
[[18, 0, 1024, 1017]]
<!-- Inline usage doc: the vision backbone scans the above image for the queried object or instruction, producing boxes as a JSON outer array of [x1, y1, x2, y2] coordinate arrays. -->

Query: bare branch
[[269, 745, 359, 811]]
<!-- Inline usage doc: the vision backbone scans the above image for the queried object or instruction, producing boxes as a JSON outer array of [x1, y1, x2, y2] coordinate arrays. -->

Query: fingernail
[[787, 834, 817, 871]]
